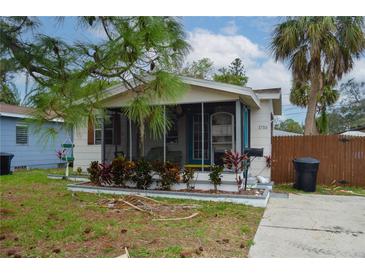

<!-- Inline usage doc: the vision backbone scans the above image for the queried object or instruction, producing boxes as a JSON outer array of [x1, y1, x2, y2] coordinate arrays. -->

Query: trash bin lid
[[293, 157, 320, 164], [0, 152, 14, 157]]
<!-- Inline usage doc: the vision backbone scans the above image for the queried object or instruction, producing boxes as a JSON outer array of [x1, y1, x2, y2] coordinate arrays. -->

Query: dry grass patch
[[0, 169, 263, 258]]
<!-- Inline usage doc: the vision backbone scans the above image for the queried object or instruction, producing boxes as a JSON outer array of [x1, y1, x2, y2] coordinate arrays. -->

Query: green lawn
[[274, 183, 365, 196], [0, 169, 263, 258]]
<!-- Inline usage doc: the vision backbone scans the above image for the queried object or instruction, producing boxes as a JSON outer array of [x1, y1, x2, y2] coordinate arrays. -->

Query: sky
[[13, 16, 365, 124]]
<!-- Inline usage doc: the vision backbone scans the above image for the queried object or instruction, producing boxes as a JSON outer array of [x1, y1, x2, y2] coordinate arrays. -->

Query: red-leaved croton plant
[[223, 150, 249, 191]]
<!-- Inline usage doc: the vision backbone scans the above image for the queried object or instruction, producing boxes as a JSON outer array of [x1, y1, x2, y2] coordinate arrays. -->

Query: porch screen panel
[[193, 114, 209, 160]]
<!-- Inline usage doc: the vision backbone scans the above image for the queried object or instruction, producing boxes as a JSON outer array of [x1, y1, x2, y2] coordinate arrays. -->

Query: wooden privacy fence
[[271, 135, 365, 186]]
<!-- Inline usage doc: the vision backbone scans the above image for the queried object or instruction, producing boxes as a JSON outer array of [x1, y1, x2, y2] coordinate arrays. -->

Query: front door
[[210, 112, 234, 165], [188, 113, 210, 164]]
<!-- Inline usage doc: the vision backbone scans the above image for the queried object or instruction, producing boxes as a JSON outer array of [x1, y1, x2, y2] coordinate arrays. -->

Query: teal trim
[[61, 144, 74, 148], [187, 112, 210, 164]]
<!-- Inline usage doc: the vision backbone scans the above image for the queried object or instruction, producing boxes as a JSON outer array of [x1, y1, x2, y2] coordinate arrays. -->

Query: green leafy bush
[[159, 162, 180, 190], [152, 161, 180, 190], [111, 156, 135, 186], [181, 167, 195, 189], [76, 167, 82, 175], [209, 165, 224, 192], [87, 161, 100, 184], [132, 159, 153, 189]]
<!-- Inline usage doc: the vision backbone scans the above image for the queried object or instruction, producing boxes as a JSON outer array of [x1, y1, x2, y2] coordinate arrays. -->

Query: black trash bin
[[293, 157, 320, 192], [0, 153, 14, 175]]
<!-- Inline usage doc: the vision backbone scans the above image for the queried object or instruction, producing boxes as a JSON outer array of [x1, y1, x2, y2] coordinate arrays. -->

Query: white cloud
[[341, 58, 365, 84], [220, 20, 238, 35], [187, 28, 265, 67], [186, 28, 292, 105]]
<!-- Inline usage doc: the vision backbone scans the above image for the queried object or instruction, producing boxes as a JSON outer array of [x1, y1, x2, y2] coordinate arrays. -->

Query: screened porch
[[100, 100, 250, 171]]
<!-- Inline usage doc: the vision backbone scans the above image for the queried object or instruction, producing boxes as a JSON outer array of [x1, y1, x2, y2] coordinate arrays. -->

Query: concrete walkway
[[249, 193, 365, 257]]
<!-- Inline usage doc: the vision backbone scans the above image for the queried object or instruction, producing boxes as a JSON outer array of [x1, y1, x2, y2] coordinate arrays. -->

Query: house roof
[[337, 125, 365, 134], [0, 103, 34, 119], [340, 131, 365, 137], [0, 103, 63, 122], [253, 88, 282, 115], [101, 76, 282, 114]]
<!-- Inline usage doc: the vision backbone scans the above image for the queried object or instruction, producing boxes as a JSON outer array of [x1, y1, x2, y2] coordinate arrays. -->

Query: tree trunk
[[138, 120, 145, 159], [304, 64, 321, 135]]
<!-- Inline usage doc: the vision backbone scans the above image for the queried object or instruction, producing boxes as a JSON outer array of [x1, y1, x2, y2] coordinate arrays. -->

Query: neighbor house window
[[16, 124, 28, 145]]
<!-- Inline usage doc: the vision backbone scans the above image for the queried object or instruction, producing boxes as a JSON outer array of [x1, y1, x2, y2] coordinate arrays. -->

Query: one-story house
[[73, 76, 282, 181], [0, 103, 70, 170]]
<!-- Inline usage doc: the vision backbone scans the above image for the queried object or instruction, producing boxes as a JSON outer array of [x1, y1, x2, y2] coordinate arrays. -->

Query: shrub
[[76, 167, 82, 175], [181, 167, 195, 189], [99, 163, 113, 186], [264, 155, 272, 168], [158, 162, 180, 191], [132, 159, 153, 189], [209, 165, 224, 192], [223, 150, 248, 191], [111, 156, 134, 186], [87, 161, 100, 184]]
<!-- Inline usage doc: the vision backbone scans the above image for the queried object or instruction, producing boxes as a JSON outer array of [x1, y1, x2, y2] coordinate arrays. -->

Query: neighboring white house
[[73, 76, 282, 181], [340, 131, 365, 137], [273, 129, 302, 136]]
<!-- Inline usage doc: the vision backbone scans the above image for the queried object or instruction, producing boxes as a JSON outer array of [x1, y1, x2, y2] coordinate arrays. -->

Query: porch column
[[129, 118, 132, 161], [113, 110, 118, 158], [102, 116, 105, 163], [235, 100, 242, 153], [201, 102, 204, 171], [163, 105, 166, 164]]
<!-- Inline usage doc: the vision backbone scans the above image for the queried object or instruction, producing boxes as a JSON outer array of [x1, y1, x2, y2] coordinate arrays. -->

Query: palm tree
[[271, 17, 365, 135], [290, 80, 339, 134], [123, 72, 187, 158]]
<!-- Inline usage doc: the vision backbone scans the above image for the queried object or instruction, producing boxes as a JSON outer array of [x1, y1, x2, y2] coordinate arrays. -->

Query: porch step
[[193, 172, 258, 186]]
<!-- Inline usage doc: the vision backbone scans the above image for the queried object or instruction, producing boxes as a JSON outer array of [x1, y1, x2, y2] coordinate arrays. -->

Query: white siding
[[73, 124, 101, 172], [249, 100, 273, 178]]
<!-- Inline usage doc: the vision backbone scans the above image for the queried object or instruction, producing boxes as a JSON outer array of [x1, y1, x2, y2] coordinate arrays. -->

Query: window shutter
[[115, 113, 121, 145], [87, 118, 94, 145], [16, 124, 28, 145]]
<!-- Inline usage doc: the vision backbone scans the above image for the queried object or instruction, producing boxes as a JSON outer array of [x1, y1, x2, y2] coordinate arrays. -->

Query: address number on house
[[258, 125, 268, 130]]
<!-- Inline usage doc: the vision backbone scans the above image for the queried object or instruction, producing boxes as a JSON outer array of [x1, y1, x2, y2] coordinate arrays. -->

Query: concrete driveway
[[249, 193, 365, 257]]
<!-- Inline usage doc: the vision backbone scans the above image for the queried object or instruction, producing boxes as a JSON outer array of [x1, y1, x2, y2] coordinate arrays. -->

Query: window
[[94, 118, 103, 145], [104, 116, 114, 145], [16, 124, 28, 145], [94, 115, 114, 145]]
